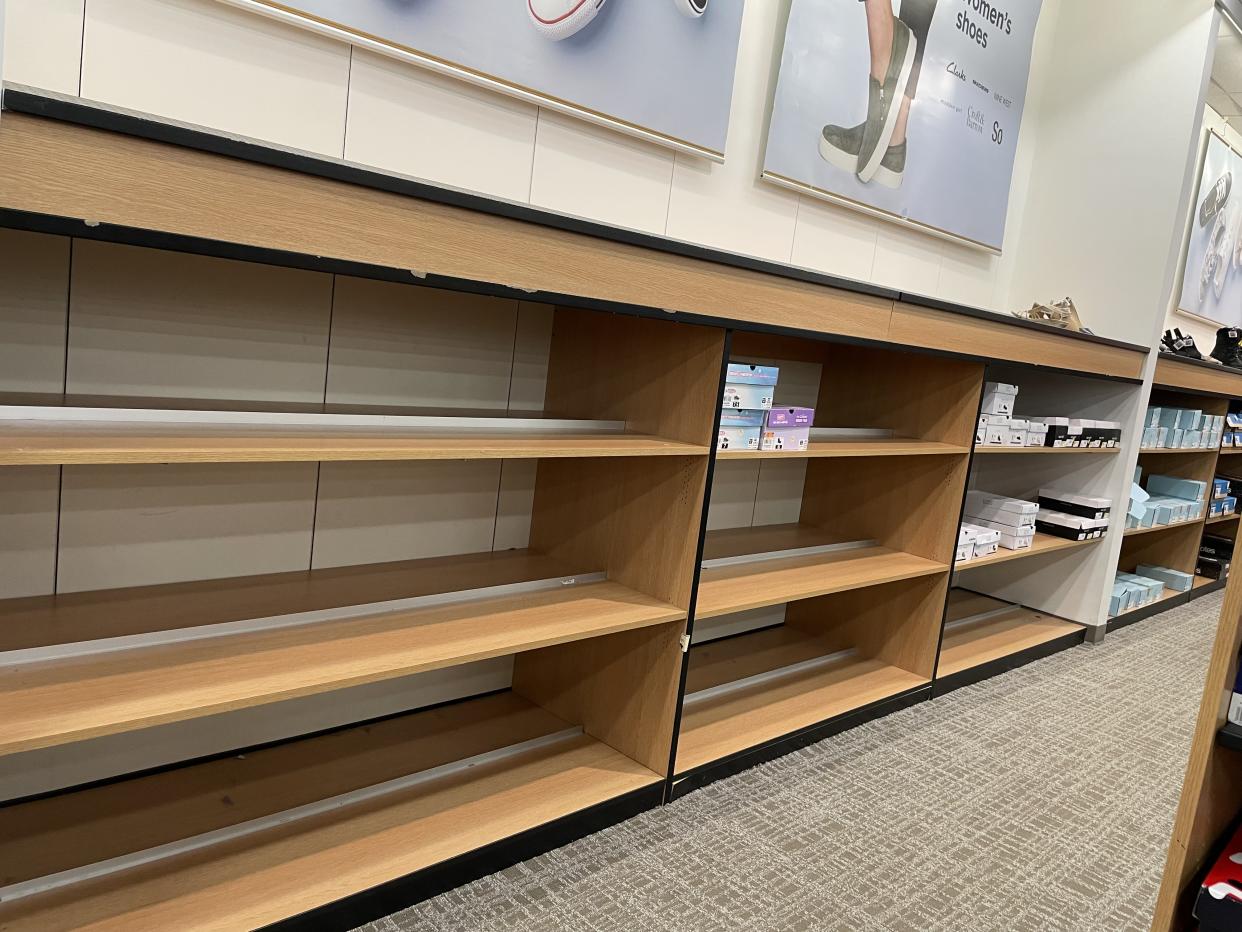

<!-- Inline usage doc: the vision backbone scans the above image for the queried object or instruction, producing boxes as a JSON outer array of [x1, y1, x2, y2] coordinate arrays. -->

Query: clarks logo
[[945, 61, 966, 81]]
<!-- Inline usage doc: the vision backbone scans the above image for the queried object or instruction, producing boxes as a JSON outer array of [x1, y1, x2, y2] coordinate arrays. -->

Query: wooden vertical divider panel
[[798, 454, 970, 565], [784, 573, 950, 680], [1150, 562, 1242, 931], [516, 308, 724, 776]]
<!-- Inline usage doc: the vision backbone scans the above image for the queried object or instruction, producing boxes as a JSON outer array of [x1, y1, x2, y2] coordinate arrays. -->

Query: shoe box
[[1193, 821, 1242, 932], [718, 409, 764, 452], [1144, 407, 1223, 449], [957, 523, 1001, 560], [1199, 533, 1234, 580], [722, 363, 778, 411], [760, 406, 814, 453], [1037, 489, 1111, 521], [1036, 509, 1108, 541], [1135, 564, 1195, 592], [962, 492, 1038, 551]]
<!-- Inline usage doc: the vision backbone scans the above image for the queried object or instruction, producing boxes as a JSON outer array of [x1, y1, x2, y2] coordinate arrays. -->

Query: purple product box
[[760, 425, 810, 452], [765, 407, 815, 428]]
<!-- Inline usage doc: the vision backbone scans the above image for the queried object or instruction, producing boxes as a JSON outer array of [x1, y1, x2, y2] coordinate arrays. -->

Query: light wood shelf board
[[1139, 448, 1218, 455], [954, 533, 1100, 570], [1153, 356, 1242, 397], [716, 438, 969, 460], [0, 549, 574, 654], [0, 580, 685, 756], [0, 420, 705, 465], [1204, 513, 1239, 526], [0, 692, 659, 931], [937, 605, 1082, 679], [696, 541, 948, 619], [675, 626, 927, 773], [1123, 519, 1204, 538]]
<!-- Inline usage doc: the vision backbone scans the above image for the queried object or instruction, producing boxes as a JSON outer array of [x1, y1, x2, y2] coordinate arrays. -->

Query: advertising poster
[[762, 0, 1044, 251], [1177, 133, 1242, 327], [230, 0, 745, 159]]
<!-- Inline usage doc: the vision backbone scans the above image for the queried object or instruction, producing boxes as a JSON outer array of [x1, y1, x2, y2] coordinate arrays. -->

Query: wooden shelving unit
[[671, 332, 977, 789], [0, 88, 1157, 928], [973, 445, 1119, 455]]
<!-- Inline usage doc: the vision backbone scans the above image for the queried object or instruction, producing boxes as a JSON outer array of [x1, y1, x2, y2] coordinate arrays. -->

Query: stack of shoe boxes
[[975, 381, 1121, 448], [1111, 572, 1165, 616], [1207, 477, 1238, 519], [1142, 405, 1224, 450], [718, 363, 778, 452], [1146, 475, 1207, 527], [1036, 489, 1112, 541], [955, 523, 1001, 563], [1224, 412, 1242, 448], [961, 490, 1037, 552]]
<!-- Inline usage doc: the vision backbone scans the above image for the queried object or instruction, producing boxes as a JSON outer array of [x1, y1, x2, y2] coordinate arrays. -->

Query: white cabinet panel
[[789, 197, 880, 284], [58, 462, 318, 592], [344, 48, 538, 202], [67, 241, 332, 404], [326, 276, 519, 412], [530, 110, 675, 235], [0, 466, 59, 599], [81, 0, 350, 156], [0, 229, 70, 395], [870, 223, 943, 295], [2, 0, 83, 94], [312, 460, 502, 569]]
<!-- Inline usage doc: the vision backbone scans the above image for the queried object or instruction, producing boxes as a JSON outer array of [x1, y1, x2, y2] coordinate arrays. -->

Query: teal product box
[[1147, 407, 1162, 428], [725, 363, 779, 386], [1136, 564, 1194, 592], [1109, 581, 1130, 617], [717, 426, 760, 451], [1180, 409, 1203, 430], [1211, 499, 1224, 518], [1118, 572, 1165, 604], [1147, 475, 1207, 502], [1227, 496, 1238, 514], [1158, 408, 1180, 431]]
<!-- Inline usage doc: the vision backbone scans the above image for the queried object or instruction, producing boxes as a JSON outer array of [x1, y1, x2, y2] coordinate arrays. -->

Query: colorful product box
[[717, 427, 760, 451], [759, 426, 809, 452], [765, 407, 814, 428]]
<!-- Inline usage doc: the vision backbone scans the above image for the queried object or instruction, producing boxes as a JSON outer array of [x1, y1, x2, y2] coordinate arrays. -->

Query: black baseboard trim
[[667, 685, 932, 801], [1105, 592, 1192, 633], [1188, 577, 1228, 600], [932, 628, 1086, 697], [260, 782, 664, 932]]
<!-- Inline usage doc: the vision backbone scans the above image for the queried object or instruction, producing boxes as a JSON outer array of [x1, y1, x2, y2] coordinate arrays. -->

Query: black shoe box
[[1037, 496, 1110, 520], [1043, 425, 1071, 447], [1201, 534, 1236, 560], [1197, 555, 1231, 579]]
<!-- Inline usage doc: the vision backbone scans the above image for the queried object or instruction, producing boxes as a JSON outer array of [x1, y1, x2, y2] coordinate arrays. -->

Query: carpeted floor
[[359, 594, 1221, 932]]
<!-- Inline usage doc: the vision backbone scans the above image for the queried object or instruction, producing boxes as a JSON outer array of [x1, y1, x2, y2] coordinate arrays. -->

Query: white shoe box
[[961, 522, 1001, 557]]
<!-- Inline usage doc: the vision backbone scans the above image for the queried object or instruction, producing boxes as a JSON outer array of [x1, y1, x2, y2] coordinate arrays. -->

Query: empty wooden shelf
[[716, 438, 969, 460], [675, 626, 928, 773], [696, 524, 948, 619], [954, 532, 1100, 569], [0, 412, 706, 465], [1140, 447, 1217, 455], [0, 691, 660, 931], [0, 573, 685, 756], [1205, 513, 1239, 525], [937, 590, 1083, 680]]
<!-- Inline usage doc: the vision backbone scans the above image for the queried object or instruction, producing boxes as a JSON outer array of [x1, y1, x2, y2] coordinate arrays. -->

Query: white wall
[[1164, 102, 1242, 352], [3, 0, 1070, 315], [1000, 0, 1216, 346]]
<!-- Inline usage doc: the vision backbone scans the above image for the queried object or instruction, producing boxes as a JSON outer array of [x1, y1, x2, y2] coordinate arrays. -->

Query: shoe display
[[1211, 327, 1242, 369], [856, 20, 916, 184], [527, 0, 606, 41], [818, 122, 905, 188], [1012, 297, 1090, 333], [1160, 329, 1204, 360], [673, 0, 709, 16], [1199, 171, 1233, 228]]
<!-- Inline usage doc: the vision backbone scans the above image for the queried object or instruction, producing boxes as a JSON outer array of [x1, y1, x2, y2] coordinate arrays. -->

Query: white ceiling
[[1210, 16, 1242, 128]]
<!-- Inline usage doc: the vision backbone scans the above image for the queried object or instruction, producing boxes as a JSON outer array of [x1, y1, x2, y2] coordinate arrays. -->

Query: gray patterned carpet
[[359, 594, 1221, 932]]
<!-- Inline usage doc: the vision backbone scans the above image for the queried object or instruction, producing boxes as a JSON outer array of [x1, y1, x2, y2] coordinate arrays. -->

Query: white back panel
[[0, 466, 59, 599], [0, 229, 69, 394], [67, 241, 332, 404], [57, 463, 318, 592], [1, 0, 83, 94]]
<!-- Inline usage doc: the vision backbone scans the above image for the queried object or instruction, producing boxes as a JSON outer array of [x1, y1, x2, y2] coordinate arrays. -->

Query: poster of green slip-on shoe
[[762, 0, 1044, 252], [1177, 132, 1242, 329], [224, 0, 744, 159]]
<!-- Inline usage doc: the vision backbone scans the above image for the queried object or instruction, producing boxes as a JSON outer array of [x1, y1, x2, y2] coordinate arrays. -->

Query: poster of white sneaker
[[1177, 131, 1242, 329], [217, 0, 743, 160], [761, 0, 1044, 253]]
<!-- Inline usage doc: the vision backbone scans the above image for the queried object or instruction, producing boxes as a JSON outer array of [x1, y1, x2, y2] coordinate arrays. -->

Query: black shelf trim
[[0, 84, 1149, 358], [1105, 591, 1192, 633], [1218, 721, 1242, 753]]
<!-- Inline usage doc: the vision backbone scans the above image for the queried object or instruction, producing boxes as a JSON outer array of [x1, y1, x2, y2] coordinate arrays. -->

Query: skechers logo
[[945, 61, 966, 81]]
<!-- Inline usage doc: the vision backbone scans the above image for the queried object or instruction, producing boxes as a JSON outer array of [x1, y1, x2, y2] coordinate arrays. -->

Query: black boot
[[1211, 327, 1242, 368]]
